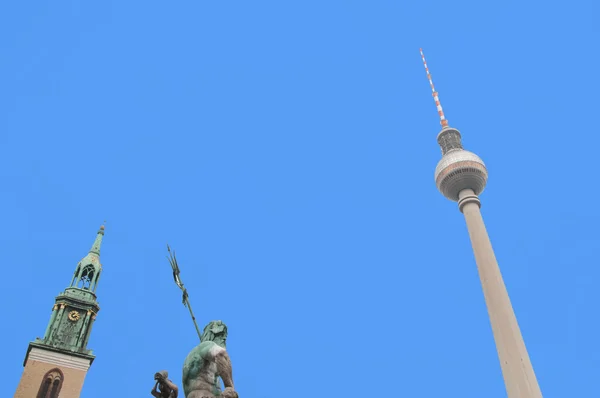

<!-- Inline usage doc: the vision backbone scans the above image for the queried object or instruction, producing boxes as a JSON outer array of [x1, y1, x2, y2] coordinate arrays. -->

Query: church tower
[[14, 225, 105, 398]]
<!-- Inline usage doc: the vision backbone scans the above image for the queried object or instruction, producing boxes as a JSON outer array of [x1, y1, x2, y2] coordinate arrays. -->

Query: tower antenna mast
[[167, 244, 202, 341], [420, 48, 449, 128]]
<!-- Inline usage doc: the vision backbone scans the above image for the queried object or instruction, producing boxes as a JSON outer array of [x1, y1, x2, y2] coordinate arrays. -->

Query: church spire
[[36, 225, 106, 353], [70, 225, 104, 293]]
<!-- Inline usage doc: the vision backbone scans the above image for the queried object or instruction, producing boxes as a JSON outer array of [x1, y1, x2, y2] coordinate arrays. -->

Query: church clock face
[[68, 310, 81, 322]]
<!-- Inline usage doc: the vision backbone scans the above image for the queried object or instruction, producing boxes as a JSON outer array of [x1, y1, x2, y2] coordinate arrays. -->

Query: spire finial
[[420, 48, 449, 128], [89, 223, 105, 255]]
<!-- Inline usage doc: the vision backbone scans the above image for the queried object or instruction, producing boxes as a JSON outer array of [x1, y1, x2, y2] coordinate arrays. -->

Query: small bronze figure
[[152, 370, 179, 398]]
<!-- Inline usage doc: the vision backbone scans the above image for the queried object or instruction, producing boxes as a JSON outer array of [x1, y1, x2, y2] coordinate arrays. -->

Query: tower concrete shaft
[[458, 189, 542, 398]]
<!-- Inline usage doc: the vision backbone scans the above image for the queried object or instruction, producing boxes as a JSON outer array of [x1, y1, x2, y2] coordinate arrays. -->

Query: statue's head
[[154, 370, 169, 382], [155, 370, 168, 380], [201, 320, 228, 346]]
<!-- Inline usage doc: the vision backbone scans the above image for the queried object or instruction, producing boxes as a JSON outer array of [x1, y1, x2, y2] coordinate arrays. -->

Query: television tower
[[420, 48, 543, 398]]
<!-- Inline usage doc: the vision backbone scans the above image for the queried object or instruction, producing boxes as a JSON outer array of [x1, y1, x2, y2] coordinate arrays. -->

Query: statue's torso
[[183, 341, 222, 397]]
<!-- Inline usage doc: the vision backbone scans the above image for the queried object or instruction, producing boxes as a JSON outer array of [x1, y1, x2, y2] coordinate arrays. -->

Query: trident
[[166, 244, 202, 341]]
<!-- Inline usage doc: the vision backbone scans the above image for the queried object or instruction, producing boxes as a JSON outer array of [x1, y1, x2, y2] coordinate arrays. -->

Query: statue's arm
[[164, 380, 179, 398], [150, 382, 161, 397], [209, 346, 235, 389]]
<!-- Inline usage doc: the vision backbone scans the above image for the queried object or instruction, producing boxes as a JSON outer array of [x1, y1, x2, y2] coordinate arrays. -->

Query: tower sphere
[[435, 149, 488, 201]]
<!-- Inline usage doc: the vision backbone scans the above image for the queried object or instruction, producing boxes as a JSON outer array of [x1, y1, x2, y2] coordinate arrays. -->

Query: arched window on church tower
[[78, 265, 95, 290], [37, 368, 63, 398]]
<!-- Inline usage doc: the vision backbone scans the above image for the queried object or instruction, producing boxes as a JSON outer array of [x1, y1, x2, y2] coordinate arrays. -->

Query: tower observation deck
[[434, 126, 487, 205]]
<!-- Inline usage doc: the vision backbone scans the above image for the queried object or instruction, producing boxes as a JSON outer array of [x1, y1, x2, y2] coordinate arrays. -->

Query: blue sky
[[2, 1, 599, 397]]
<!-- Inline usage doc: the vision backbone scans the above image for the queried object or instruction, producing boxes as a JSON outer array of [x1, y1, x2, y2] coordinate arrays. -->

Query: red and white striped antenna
[[420, 48, 449, 128]]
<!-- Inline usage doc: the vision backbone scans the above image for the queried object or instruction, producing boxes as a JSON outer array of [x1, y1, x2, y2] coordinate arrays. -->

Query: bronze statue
[[151, 371, 179, 398], [182, 321, 238, 398], [165, 247, 238, 398]]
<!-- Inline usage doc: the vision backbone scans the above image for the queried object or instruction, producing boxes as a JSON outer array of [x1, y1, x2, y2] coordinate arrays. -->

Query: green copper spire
[[25, 225, 106, 366], [70, 225, 104, 293], [89, 225, 104, 255]]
